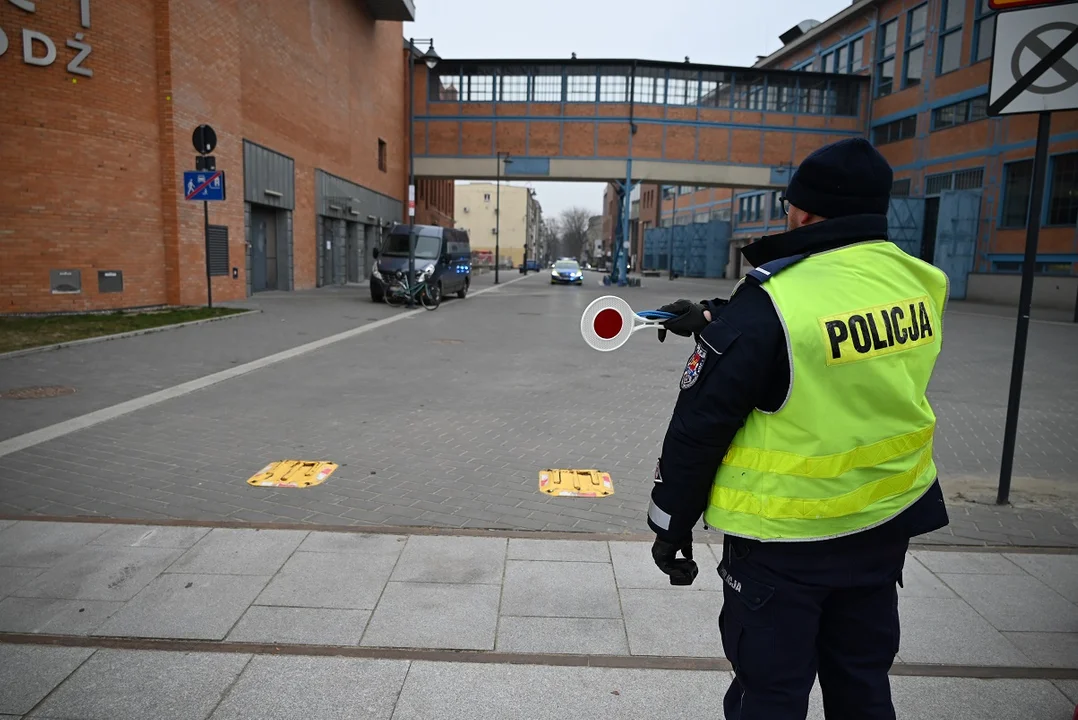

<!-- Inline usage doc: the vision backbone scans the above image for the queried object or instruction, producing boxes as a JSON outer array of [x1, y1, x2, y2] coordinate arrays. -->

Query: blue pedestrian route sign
[[183, 170, 226, 201]]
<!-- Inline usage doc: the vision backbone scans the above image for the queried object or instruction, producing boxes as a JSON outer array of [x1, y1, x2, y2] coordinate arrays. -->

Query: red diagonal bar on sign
[[185, 171, 222, 200]]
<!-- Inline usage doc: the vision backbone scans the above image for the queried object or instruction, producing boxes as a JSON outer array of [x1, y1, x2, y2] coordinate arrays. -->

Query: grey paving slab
[[495, 616, 629, 655], [0, 597, 121, 635], [939, 573, 1078, 632], [389, 535, 506, 585], [91, 524, 211, 549], [1002, 632, 1078, 668], [911, 550, 1024, 574], [506, 538, 610, 562], [0, 522, 114, 568], [93, 573, 270, 640], [208, 655, 408, 720], [32, 649, 250, 720], [0, 567, 44, 598], [254, 546, 401, 610], [1005, 553, 1078, 602], [1055, 679, 1078, 705], [898, 555, 957, 599], [14, 545, 182, 602], [390, 660, 728, 720], [361, 582, 500, 650], [166, 528, 307, 576], [620, 588, 725, 658], [897, 597, 1032, 665], [609, 541, 723, 592], [297, 531, 407, 553], [886, 676, 1075, 720], [0, 520, 15, 533], [501, 560, 621, 619], [0, 645, 93, 715], [226, 606, 371, 646]]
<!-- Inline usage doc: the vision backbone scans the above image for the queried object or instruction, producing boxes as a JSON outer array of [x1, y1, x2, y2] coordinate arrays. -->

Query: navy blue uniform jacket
[[648, 214, 950, 551]]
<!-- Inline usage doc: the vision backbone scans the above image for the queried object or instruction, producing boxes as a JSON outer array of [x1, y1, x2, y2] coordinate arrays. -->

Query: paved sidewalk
[[0, 520, 1075, 719]]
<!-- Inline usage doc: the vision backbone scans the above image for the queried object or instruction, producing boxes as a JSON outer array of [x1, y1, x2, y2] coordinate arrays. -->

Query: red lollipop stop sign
[[580, 296, 665, 351]]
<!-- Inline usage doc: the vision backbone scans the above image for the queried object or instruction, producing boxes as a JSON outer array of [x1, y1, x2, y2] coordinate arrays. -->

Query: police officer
[[647, 138, 950, 720]]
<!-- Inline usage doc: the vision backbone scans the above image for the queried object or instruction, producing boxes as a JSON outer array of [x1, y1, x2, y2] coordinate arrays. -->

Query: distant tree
[[558, 207, 591, 261], [541, 218, 561, 262]]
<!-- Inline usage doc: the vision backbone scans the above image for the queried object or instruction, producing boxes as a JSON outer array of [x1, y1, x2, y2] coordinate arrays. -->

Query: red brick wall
[[1, 0, 409, 313]]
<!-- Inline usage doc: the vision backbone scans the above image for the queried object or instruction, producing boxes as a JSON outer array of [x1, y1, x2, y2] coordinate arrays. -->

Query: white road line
[[0, 274, 532, 459]]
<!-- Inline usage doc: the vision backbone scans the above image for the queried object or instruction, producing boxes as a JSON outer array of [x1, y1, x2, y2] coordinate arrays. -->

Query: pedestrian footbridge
[[411, 58, 869, 190]]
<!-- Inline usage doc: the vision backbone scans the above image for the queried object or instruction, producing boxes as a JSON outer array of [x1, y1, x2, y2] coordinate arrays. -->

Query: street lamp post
[[406, 37, 440, 307], [495, 151, 512, 284]]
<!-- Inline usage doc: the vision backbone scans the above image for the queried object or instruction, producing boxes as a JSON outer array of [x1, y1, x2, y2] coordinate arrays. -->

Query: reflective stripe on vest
[[703, 241, 949, 542]]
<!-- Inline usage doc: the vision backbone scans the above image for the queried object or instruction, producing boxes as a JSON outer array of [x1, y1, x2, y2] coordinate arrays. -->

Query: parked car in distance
[[370, 225, 471, 303], [550, 259, 583, 285], [519, 259, 541, 273]]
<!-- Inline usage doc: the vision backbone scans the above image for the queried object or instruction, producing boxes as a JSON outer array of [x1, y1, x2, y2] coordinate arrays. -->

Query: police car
[[550, 259, 583, 285]]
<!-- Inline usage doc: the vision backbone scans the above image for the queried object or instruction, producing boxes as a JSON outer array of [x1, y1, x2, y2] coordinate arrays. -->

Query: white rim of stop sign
[[580, 295, 666, 352]]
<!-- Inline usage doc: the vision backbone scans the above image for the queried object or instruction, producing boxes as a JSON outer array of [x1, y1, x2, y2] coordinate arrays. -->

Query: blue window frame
[[1047, 152, 1078, 227], [872, 114, 917, 145], [770, 190, 784, 219], [876, 19, 898, 96], [1000, 159, 1033, 228], [904, 5, 927, 88], [938, 0, 966, 75], [972, 0, 996, 63], [931, 95, 988, 130]]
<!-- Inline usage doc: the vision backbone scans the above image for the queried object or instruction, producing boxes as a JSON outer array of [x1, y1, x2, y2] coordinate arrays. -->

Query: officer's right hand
[[651, 536, 699, 586], [656, 299, 710, 343]]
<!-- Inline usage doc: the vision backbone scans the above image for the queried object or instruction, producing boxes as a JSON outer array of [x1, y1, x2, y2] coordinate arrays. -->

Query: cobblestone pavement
[[0, 272, 1075, 546]]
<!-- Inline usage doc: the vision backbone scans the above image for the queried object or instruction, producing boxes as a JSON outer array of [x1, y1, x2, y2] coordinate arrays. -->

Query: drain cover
[[0, 386, 76, 400]]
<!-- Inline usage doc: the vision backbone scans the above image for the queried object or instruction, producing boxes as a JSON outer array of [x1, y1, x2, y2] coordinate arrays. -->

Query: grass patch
[[0, 307, 248, 354]]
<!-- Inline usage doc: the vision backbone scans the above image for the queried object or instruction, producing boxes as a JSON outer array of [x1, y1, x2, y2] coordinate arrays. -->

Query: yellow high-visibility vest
[[703, 240, 949, 542]]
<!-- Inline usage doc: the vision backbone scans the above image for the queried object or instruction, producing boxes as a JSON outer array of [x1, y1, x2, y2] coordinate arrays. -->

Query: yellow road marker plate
[[538, 469, 614, 498], [247, 460, 338, 488]]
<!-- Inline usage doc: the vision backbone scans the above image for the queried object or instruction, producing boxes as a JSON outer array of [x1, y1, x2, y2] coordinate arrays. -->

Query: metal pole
[[669, 186, 677, 280], [203, 199, 213, 308], [406, 40, 416, 308], [495, 155, 501, 285], [997, 111, 1052, 506]]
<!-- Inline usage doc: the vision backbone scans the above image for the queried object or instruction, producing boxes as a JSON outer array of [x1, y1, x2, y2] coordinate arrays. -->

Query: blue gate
[[887, 197, 925, 258], [643, 221, 732, 278], [934, 189, 982, 300]]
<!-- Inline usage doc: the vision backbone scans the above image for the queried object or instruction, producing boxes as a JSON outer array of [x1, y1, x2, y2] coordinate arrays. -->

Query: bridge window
[[938, 0, 965, 75], [499, 75, 529, 102], [667, 70, 700, 105], [566, 69, 597, 102], [931, 95, 988, 130], [872, 114, 916, 145], [460, 74, 494, 102], [734, 73, 766, 111], [973, 0, 995, 63], [699, 71, 731, 108], [766, 77, 799, 112], [904, 5, 927, 88], [532, 71, 563, 102], [1048, 153, 1078, 226], [599, 72, 629, 103], [1000, 160, 1033, 228], [876, 18, 898, 96], [633, 70, 667, 104]]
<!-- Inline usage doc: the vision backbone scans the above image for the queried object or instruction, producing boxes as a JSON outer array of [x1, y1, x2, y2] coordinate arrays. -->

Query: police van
[[370, 224, 472, 303]]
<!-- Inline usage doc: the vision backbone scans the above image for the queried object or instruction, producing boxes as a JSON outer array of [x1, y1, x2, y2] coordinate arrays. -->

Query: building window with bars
[[939, 0, 966, 75], [876, 19, 898, 96], [973, 0, 996, 63], [872, 115, 917, 145], [1000, 160, 1033, 228], [1047, 152, 1078, 226], [905, 5, 928, 88], [931, 95, 988, 130], [892, 179, 912, 196]]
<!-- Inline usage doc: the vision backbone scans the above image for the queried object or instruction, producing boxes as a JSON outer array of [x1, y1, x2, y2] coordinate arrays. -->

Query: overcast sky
[[405, 0, 852, 220]]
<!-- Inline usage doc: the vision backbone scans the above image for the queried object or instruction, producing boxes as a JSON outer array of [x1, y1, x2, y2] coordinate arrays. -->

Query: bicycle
[[384, 272, 441, 310]]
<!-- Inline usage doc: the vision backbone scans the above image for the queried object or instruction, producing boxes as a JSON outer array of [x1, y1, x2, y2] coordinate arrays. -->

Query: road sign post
[[987, 1, 1078, 504], [184, 125, 224, 309]]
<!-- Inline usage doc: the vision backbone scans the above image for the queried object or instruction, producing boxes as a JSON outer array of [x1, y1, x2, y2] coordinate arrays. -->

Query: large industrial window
[[532, 73, 563, 102], [904, 5, 927, 88], [973, 0, 996, 63], [939, 0, 965, 75], [599, 73, 629, 103], [1047, 153, 1078, 226], [1000, 160, 1033, 228], [873, 115, 917, 145], [932, 95, 988, 130], [851, 37, 865, 72], [876, 19, 898, 96], [566, 72, 597, 102]]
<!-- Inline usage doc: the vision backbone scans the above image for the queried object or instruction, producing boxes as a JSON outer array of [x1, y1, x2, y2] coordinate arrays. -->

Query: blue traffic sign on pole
[[183, 170, 226, 201]]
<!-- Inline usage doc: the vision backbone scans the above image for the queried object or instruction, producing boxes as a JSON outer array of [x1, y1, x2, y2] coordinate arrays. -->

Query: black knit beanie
[[784, 138, 894, 218]]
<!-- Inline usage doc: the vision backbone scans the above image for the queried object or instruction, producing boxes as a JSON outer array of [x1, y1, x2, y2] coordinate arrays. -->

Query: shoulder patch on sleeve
[[679, 343, 708, 390]]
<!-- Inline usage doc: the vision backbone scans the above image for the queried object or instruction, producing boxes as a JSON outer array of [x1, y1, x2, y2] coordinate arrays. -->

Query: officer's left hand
[[656, 300, 710, 343], [651, 536, 698, 586]]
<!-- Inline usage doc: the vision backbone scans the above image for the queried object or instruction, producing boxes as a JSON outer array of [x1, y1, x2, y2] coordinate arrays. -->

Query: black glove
[[651, 536, 698, 586], [656, 299, 709, 343]]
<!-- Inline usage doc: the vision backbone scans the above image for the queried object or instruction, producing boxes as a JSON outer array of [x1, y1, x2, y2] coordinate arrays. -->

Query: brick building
[[0, 0, 454, 314], [609, 0, 1077, 305]]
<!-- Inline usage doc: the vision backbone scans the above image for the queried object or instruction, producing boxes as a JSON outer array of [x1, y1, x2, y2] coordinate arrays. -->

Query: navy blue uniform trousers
[[717, 536, 908, 720]]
